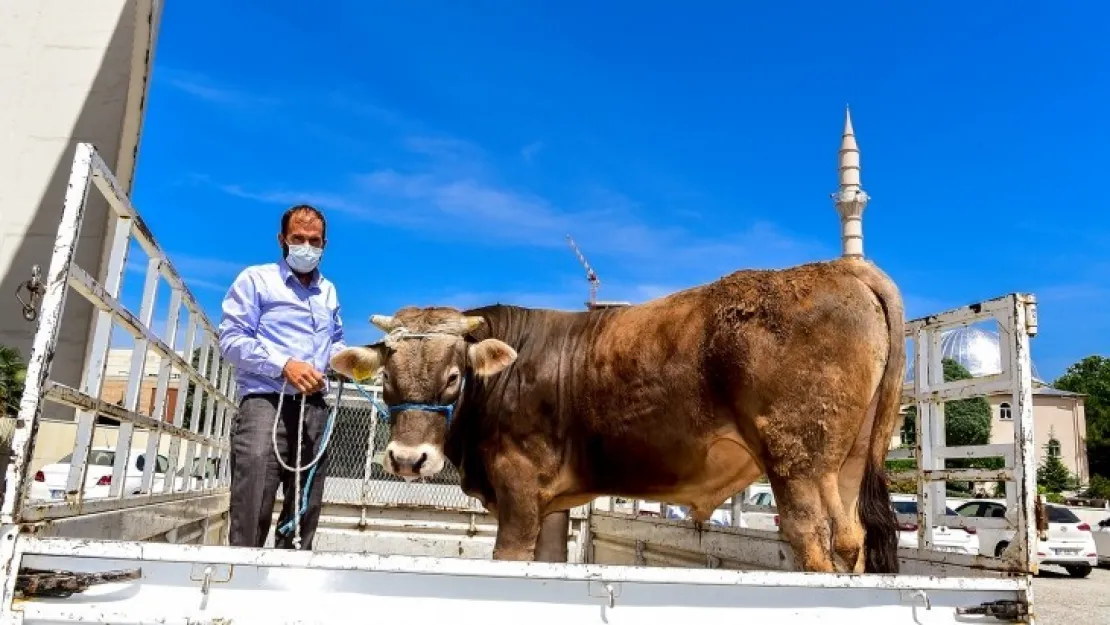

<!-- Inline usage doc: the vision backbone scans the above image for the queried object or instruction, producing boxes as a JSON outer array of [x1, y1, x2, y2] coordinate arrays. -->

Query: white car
[[741, 487, 781, 532], [660, 485, 779, 530], [890, 494, 980, 555], [1094, 516, 1110, 566], [954, 499, 1098, 577], [30, 446, 170, 501]]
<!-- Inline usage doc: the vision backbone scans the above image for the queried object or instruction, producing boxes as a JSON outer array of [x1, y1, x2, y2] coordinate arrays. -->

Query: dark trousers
[[228, 392, 330, 549]]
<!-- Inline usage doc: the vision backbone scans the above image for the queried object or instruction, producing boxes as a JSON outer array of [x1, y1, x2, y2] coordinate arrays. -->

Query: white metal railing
[[892, 293, 1038, 572], [592, 293, 1039, 574], [1, 142, 237, 526]]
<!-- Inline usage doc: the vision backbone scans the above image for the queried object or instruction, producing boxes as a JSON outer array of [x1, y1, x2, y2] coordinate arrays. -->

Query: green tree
[[0, 345, 28, 417], [898, 358, 999, 494], [1052, 355, 1110, 481], [1083, 474, 1110, 500], [901, 358, 994, 447], [1036, 437, 1075, 493]]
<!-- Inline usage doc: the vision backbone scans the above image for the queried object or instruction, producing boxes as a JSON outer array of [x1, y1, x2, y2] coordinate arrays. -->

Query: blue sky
[[116, 0, 1110, 381]]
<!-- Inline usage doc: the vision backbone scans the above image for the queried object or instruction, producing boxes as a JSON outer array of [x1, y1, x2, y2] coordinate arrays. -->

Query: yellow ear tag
[[352, 365, 373, 381]]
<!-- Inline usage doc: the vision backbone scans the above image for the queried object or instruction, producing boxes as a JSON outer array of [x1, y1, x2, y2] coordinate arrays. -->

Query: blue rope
[[275, 381, 344, 540]]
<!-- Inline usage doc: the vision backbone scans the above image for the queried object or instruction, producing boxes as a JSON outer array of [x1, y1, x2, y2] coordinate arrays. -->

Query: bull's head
[[329, 307, 517, 480]]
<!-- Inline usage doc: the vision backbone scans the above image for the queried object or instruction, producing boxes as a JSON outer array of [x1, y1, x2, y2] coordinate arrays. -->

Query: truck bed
[[8, 533, 1029, 625]]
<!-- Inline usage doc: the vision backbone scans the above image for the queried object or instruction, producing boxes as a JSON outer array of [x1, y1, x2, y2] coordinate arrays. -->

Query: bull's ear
[[330, 344, 387, 381], [468, 339, 517, 377]]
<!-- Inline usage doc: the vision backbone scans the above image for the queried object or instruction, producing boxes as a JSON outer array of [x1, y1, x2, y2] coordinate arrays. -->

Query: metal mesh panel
[[320, 393, 376, 505], [321, 384, 484, 512]]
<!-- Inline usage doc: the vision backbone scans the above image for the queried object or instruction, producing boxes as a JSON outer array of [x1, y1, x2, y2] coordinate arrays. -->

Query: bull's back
[[703, 259, 892, 406], [565, 261, 894, 488]]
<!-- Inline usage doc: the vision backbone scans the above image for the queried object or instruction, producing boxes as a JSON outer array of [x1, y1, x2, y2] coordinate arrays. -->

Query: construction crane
[[565, 234, 599, 309], [565, 234, 630, 310]]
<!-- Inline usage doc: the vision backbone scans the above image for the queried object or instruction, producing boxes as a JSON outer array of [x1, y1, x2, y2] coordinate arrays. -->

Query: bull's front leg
[[491, 485, 543, 561], [534, 510, 570, 562], [489, 452, 545, 561]]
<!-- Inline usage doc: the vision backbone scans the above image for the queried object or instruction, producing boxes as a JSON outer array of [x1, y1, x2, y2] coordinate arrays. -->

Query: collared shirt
[[218, 258, 347, 399]]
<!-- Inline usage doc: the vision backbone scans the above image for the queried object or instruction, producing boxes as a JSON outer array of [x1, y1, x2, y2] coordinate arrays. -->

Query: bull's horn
[[370, 314, 401, 331], [464, 316, 485, 332]]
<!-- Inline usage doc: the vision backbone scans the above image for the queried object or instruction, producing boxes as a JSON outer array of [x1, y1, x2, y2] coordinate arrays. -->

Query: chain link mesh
[[321, 384, 484, 512]]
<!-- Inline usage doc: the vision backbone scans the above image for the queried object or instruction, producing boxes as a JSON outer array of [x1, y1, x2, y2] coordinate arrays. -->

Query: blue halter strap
[[352, 376, 466, 427]]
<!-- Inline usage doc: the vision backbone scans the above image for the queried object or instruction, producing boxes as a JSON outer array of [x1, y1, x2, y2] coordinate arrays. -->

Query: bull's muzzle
[[383, 440, 445, 481]]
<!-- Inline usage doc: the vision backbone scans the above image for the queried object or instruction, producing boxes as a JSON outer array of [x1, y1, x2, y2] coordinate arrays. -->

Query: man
[[218, 204, 346, 549]]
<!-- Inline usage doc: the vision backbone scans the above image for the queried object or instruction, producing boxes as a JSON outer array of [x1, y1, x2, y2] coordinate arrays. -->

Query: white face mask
[[285, 243, 323, 273]]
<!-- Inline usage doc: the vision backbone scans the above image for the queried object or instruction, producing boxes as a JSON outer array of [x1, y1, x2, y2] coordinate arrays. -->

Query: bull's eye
[[446, 371, 460, 387]]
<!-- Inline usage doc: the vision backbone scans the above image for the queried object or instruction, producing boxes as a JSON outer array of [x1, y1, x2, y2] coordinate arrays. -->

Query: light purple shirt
[[218, 259, 347, 398]]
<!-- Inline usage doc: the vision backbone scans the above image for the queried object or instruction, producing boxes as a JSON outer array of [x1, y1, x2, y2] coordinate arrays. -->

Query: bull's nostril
[[387, 450, 400, 471], [412, 452, 428, 473]]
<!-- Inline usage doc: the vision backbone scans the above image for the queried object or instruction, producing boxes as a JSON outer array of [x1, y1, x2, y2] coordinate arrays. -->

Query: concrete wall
[[989, 394, 1089, 484], [0, 1, 162, 420], [892, 392, 1090, 486]]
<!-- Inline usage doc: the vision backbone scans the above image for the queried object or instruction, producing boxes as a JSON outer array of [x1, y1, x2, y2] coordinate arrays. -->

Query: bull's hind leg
[[769, 475, 836, 572], [822, 473, 866, 573]]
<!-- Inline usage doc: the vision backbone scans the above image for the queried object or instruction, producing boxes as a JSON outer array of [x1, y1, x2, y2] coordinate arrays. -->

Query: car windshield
[[55, 451, 115, 466], [893, 501, 916, 514], [1047, 505, 1080, 524]]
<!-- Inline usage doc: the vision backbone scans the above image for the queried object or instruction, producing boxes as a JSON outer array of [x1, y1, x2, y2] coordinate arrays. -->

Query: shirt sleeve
[[218, 269, 288, 378], [327, 289, 348, 366]]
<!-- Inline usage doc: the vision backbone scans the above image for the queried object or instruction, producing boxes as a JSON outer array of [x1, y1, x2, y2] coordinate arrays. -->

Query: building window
[[999, 402, 1012, 420], [1047, 439, 1061, 458]]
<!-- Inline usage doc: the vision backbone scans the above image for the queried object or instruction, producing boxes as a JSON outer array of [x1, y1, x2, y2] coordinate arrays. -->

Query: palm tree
[[0, 345, 27, 417]]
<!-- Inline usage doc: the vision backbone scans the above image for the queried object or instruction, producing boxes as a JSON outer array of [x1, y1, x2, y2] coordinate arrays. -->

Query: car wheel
[[1065, 565, 1092, 578], [994, 542, 1009, 558]]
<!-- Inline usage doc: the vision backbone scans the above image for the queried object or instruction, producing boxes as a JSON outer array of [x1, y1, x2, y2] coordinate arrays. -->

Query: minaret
[[833, 107, 869, 259]]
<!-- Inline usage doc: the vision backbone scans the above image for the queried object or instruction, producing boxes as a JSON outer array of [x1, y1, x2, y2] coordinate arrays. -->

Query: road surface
[[1034, 565, 1110, 624]]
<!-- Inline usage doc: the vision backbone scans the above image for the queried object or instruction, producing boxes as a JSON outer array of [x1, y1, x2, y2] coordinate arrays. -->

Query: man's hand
[[282, 360, 325, 394]]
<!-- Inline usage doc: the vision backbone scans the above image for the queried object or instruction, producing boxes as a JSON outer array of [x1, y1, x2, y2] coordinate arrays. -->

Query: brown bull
[[331, 257, 905, 573]]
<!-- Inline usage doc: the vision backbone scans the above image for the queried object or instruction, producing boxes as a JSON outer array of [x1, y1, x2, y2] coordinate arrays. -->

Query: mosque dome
[[904, 325, 1043, 384]]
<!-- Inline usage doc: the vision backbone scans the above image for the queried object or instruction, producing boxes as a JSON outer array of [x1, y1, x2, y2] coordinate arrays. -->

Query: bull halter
[[351, 326, 469, 427]]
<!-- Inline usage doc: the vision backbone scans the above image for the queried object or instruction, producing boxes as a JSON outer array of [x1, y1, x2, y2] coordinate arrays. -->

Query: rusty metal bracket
[[956, 599, 1028, 622], [14, 264, 45, 322], [16, 566, 141, 598]]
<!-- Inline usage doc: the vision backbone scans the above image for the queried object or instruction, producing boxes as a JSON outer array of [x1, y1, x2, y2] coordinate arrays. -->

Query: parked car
[[1094, 516, 1110, 566], [891, 494, 980, 555], [954, 499, 1098, 577], [741, 486, 780, 531], [658, 484, 778, 530], [29, 446, 170, 501]]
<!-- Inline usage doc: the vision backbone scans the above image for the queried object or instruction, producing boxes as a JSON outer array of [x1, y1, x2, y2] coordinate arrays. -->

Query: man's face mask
[[284, 241, 323, 273]]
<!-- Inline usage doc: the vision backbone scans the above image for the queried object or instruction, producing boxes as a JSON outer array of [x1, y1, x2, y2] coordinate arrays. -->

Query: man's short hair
[[281, 204, 327, 240]]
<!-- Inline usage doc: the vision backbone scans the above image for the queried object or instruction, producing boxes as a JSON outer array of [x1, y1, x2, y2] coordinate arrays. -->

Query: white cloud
[[158, 68, 280, 109], [124, 252, 237, 295], [521, 141, 544, 162], [210, 126, 830, 280]]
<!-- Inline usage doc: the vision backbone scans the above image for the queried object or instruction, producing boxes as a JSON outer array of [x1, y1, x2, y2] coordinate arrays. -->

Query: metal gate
[[0, 142, 235, 542]]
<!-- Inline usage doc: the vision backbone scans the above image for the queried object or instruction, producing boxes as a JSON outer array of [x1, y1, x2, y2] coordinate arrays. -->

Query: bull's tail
[[844, 258, 905, 575]]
